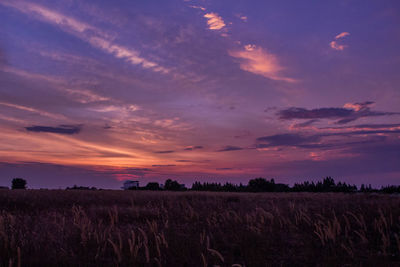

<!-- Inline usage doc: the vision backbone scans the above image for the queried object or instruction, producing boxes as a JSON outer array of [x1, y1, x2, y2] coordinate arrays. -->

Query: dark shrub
[[11, 178, 27, 189]]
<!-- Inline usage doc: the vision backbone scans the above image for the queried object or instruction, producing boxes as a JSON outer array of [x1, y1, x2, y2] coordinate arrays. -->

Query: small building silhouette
[[122, 180, 139, 190]]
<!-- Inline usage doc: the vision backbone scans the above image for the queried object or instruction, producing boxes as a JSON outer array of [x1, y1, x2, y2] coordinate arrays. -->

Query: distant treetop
[[12, 178, 27, 190]]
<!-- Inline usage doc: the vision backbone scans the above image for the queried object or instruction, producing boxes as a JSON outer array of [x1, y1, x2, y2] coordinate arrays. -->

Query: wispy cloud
[[204, 13, 226, 30], [330, 32, 350, 51], [64, 88, 110, 104], [189, 5, 206, 11], [1, 0, 169, 73], [335, 32, 350, 39], [2, 66, 112, 105], [1, 1, 104, 36], [229, 45, 295, 82], [88, 37, 169, 73], [0, 101, 66, 120], [236, 14, 247, 22]]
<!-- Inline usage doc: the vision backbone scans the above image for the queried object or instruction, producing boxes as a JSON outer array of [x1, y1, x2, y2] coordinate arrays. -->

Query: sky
[[0, 0, 400, 189]]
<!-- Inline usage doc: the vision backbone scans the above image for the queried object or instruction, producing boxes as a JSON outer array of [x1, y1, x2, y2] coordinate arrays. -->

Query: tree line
[[127, 177, 399, 193], [4, 177, 400, 193]]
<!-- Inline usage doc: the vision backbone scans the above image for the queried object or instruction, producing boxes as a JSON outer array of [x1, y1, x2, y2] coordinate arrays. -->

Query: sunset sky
[[1, 0, 400, 188]]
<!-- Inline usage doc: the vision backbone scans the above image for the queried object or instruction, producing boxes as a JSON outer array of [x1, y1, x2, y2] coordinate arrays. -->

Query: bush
[[11, 178, 27, 189]]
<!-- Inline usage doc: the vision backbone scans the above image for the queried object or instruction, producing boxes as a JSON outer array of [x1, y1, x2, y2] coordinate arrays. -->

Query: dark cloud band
[[277, 101, 399, 124], [25, 125, 81, 134], [217, 146, 243, 152]]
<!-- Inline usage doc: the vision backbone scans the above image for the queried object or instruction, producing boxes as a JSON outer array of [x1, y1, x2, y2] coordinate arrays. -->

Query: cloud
[[279, 107, 353, 120], [292, 119, 319, 128], [321, 123, 400, 130], [216, 167, 233, 170], [1, 1, 99, 35], [1, 66, 112, 106], [256, 133, 321, 147], [153, 150, 175, 154], [277, 101, 400, 124], [183, 145, 203, 151], [204, 13, 226, 30], [265, 139, 400, 181], [255, 129, 400, 150], [189, 5, 206, 11], [217, 145, 243, 152], [229, 45, 295, 82], [330, 32, 350, 51], [234, 14, 247, 22], [239, 15, 247, 22], [0, 101, 66, 120], [335, 32, 350, 39], [25, 125, 82, 134], [1, 1, 168, 73], [328, 129, 400, 136], [343, 101, 374, 111], [88, 37, 169, 73], [152, 164, 176, 167], [329, 42, 344, 51]]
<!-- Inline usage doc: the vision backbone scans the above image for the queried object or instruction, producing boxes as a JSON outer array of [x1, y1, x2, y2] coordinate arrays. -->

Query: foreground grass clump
[[0, 191, 400, 266]]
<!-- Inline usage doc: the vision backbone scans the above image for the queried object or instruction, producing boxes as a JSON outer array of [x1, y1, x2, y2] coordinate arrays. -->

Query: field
[[1, 191, 400, 266]]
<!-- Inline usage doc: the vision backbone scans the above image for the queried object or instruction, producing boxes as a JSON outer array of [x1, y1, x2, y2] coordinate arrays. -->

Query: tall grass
[[0, 190, 399, 266]]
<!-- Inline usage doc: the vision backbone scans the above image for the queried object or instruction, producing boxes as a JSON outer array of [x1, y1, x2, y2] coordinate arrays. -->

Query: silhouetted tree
[[322, 176, 335, 190], [292, 181, 316, 192], [66, 185, 97, 190], [191, 181, 204, 191], [360, 184, 375, 193], [292, 177, 357, 192], [248, 178, 276, 192], [145, 182, 161, 190], [191, 181, 248, 192], [381, 185, 400, 194], [164, 179, 185, 191], [12, 178, 27, 189], [193, 177, 378, 193]]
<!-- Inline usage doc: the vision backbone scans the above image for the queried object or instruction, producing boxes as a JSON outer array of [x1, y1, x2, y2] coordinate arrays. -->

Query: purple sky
[[1, 0, 400, 189]]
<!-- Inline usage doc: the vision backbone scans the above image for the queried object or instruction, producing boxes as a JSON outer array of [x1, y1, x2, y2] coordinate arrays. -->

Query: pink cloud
[[204, 13, 226, 30], [330, 32, 350, 51], [335, 32, 350, 39], [229, 45, 295, 82]]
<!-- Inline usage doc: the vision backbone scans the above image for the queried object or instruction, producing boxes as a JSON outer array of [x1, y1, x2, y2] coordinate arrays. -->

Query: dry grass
[[0, 190, 400, 266]]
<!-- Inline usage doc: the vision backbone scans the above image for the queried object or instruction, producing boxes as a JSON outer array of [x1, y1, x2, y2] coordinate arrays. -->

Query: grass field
[[0, 190, 400, 266]]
